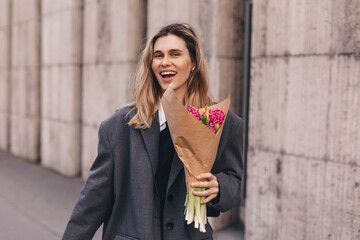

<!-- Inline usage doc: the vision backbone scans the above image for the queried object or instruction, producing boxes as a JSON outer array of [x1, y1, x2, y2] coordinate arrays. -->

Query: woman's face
[[152, 34, 194, 101]]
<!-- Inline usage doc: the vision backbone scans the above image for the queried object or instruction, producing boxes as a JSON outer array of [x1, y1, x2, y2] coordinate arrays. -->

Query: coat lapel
[[167, 154, 183, 192], [140, 113, 160, 182]]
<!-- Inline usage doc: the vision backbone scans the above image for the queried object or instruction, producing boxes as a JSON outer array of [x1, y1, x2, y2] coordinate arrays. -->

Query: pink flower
[[186, 106, 225, 133]]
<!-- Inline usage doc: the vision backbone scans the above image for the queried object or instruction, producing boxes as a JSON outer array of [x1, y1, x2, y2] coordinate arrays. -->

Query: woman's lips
[[160, 71, 177, 83], [162, 75, 176, 82]]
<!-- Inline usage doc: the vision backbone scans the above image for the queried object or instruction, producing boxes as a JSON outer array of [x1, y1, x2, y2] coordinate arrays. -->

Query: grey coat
[[62, 106, 244, 240]]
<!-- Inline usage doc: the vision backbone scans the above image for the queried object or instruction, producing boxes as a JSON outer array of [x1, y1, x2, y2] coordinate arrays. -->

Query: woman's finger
[[191, 180, 217, 188], [200, 194, 217, 204], [196, 173, 216, 180], [192, 188, 218, 197]]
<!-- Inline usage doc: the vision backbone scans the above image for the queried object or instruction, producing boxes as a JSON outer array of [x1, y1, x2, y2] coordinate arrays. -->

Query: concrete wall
[[81, 0, 146, 179], [0, 0, 11, 151], [147, 0, 246, 230], [10, 0, 40, 162], [245, 0, 360, 239], [41, 0, 83, 176]]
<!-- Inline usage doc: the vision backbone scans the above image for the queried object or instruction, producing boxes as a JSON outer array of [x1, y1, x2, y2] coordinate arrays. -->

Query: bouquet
[[161, 85, 230, 233]]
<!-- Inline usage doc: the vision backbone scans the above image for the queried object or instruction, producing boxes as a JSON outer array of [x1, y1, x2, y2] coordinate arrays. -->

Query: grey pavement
[[0, 151, 244, 240]]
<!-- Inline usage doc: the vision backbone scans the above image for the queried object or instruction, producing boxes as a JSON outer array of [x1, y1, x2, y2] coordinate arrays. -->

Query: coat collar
[[140, 113, 160, 182]]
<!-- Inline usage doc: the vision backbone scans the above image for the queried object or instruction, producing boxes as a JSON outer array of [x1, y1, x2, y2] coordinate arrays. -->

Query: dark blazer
[[62, 106, 244, 240]]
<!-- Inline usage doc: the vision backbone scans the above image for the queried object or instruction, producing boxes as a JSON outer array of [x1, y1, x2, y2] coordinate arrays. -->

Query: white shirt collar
[[158, 102, 167, 132]]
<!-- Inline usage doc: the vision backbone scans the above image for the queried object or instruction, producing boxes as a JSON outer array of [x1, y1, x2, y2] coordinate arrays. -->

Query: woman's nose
[[161, 56, 171, 67]]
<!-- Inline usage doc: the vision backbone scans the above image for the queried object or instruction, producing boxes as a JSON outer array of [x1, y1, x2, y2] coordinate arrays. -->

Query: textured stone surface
[[252, 0, 332, 57], [0, 0, 10, 151], [250, 56, 331, 159], [247, 0, 360, 239], [40, 1, 82, 176], [81, 0, 146, 179], [323, 162, 360, 240], [12, 0, 39, 24], [42, 3, 82, 65], [245, 150, 326, 240], [9, 0, 40, 161], [327, 55, 360, 165]]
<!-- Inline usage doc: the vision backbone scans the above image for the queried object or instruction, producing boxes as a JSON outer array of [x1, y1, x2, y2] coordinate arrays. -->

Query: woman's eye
[[154, 54, 162, 58], [172, 53, 180, 56]]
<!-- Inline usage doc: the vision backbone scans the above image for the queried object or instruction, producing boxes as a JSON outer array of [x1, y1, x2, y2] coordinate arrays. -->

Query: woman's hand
[[191, 173, 219, 204]]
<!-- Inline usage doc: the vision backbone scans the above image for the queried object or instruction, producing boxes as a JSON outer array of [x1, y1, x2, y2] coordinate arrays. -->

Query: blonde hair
[[128, 23, 212, 129]]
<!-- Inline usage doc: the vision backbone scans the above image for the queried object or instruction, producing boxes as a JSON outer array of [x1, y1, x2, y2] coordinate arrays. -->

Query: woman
[[63, 23, 244, 240]]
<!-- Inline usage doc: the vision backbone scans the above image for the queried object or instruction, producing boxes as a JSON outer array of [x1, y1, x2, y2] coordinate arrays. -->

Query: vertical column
[[81, 0, 146, 179], [0, 0, 11, 151], [246, 0, 360, 239], [41, 0, 83, 176], [10, 0, 40, 161], [147, 0, 245, 231]]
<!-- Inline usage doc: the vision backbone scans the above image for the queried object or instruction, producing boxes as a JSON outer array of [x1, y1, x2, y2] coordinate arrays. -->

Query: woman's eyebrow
[[169, 49, 183, 52], [153, 49, 183, 53]]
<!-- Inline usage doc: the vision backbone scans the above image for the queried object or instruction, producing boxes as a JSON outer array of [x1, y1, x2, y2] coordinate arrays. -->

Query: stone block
[[252, 0, 332, 57], [249, 56, 330, 159], [331, 0, 360, 54], [11, 68, 40, 116], [279, 155, 325, 240], [245, 149, 325, 240], [0, 29, 10, 68], [217, 0, 244, 58], [82, 0, 99, 63], [283, 56, 330, 159], [121, 0, 147, 62], [248, 58, 289, 152], [41, 119, 81, 176], [41, 66, 58, 119], [42, 6, 82, 65], [82, 63, 130, 126], [251, 0, 267, 57], [42, 0, 82, 15], [10, 115, 39, 162], [83, 0, 145, 64], [0, 0, 10, 27], [11, 20, 40, 67], [12, 0, 39, 24], [327, 56, 360, 165], [10, 67, 40, 161], [245, 149, 281, 240], [41, 0, 82, 176], [41, 66, 81, 121], [323, 162, 360, 239]]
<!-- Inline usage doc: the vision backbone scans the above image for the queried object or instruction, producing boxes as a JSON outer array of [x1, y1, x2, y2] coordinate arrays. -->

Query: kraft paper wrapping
[[161, 85, 230, 191]]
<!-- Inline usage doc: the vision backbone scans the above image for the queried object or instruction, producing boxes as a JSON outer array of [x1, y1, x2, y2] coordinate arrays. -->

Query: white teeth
[[160, 71, 177, 76]]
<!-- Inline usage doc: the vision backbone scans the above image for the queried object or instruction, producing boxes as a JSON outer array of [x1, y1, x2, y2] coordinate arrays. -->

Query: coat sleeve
[[62, 123, 114, 240], [207, 117, 244, 213]]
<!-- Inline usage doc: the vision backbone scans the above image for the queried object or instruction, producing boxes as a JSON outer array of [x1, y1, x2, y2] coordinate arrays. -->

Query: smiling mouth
[[160, 71, 177, 81]]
